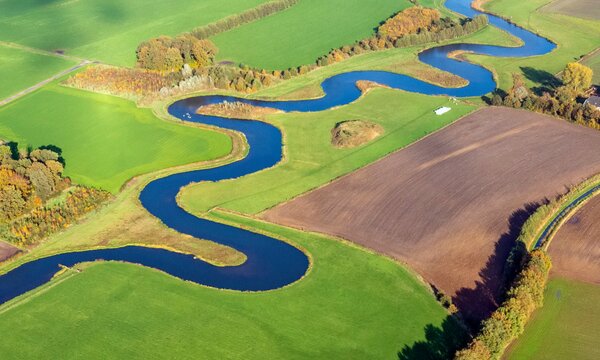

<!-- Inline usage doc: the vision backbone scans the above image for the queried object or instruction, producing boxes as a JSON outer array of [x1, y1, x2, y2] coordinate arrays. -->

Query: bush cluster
[[136, 34, 218, 72], [0, 144, 69, 222], [0, 143, 111, 246], [2, 187, 111, 246], [65, 65, 177, 98]]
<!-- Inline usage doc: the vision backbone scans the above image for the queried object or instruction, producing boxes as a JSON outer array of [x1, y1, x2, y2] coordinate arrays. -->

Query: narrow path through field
[[0, 60, 91, 107]]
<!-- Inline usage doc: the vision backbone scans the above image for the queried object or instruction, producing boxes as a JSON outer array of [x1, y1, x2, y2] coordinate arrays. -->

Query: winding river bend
[[0, 0, 556, 304]]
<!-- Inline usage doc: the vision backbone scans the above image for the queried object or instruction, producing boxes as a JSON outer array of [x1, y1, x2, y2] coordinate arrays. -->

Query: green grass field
[[506, 278, 600, 360], [0, 84, 232, 192], [0, 0, 269, 66], [0, 44, 76, 100], [468, 0, 600, 90], [0, 212, 452, 359], [211, 0, 415, 70], [583, 51, 600, 85]]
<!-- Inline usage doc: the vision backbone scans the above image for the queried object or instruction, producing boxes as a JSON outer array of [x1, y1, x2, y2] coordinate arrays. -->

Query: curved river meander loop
[[0, 0, 556, 304]]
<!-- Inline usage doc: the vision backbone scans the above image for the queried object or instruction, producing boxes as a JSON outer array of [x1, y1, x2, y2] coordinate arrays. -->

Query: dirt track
[[0, 241, 19, 262], [549, 195, 600, 284], [264, 107, 600, 322]]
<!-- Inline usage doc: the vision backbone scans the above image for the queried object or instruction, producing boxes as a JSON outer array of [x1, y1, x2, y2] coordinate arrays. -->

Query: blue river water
[[0, 0, 556, 304]]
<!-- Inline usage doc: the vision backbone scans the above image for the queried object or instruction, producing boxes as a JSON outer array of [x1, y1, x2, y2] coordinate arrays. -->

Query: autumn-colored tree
[[562, 62, 593, 96], [378, 7, 441, 39]]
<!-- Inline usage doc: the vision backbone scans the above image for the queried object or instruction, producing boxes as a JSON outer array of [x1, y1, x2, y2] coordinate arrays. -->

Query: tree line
[[455, 250, 552, 359], [0, 143, 111, 246], [490, 63, 600, 129], [315, 14, 488, 67], [192, 0, 299, 39]]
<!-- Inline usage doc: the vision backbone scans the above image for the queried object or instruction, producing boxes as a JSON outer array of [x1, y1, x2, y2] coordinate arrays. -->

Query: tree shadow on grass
[[452, 202, 542, 329], [521, 67, 562, 95], [397, 315, 469, 360]]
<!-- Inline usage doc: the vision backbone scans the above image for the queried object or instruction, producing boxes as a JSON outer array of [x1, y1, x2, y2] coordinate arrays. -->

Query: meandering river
[[0, 0, 556, 304]]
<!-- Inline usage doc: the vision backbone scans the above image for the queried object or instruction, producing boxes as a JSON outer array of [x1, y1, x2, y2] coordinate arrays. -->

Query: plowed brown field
[[549, 196, 600, 284], [264, 107, 600, 322]]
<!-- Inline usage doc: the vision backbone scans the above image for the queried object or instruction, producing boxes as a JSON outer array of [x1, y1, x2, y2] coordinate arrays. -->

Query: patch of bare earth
[[331, 120, 384, 148], [264, 107, 600, 324], [0, 241, 19, 262], [196, 101, 281, 120], [549, 195, 600, 284]]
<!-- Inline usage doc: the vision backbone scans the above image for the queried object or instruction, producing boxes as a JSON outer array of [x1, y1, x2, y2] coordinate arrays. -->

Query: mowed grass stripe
[[0, 84, 232, 192], [0, 0, 270, 66], [211, 0, 414, 70]]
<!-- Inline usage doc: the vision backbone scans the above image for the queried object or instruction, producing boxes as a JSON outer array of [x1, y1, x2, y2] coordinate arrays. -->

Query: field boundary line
[[0, 41, 85, 62], [0, 61, 91, 107]]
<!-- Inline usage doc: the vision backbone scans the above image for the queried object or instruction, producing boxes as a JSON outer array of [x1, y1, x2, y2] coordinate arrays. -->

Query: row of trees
[[315, 14, 488, 68], [2, 187, 111, 246], [455, 250, 552, 359], [192, 0, 299, 39], [65, 65, 177, 99], [136, 34, 218, 72], [491, 63, 600, 128], [120, 6, 488, 97], [0, 144, 69, 222]]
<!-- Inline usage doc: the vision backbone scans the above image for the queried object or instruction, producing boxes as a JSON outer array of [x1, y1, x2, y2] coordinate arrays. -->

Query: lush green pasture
[[0, 0, 268, 66], [507, 278, 600, 360], [211, 0, 414, 70], [0, 84, 232, 192], [469, 0, 600, 90], [0, 212, 452, 359], [0, 45, 76, 100]]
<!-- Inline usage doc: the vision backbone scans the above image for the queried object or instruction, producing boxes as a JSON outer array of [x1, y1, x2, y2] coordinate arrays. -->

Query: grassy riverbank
[[180, 89, 477, 215], [177, 24, 526, 215], [0, 212, 453, 359]]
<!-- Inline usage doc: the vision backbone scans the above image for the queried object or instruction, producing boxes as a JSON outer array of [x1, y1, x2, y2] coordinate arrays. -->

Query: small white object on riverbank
[[435, 107, 451, 116]]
